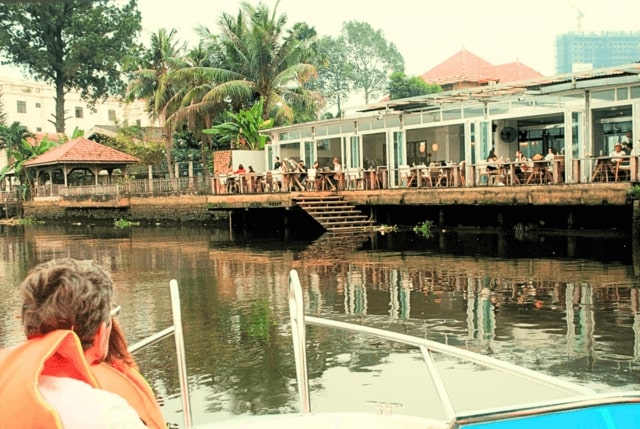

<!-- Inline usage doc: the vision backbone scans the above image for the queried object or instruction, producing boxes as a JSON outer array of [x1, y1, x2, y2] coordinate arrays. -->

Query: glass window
[[616, 87, 628, 100], [108, 110, 116, 121], [75, 107, 83, 118], [591, 89, 615, 101], [17, 100, 26, 113]]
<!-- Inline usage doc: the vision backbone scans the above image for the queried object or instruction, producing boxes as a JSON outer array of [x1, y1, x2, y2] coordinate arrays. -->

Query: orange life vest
[[0, 330, 99, 429], [0, 330, 166, 429], [91, 362, 166, 429]]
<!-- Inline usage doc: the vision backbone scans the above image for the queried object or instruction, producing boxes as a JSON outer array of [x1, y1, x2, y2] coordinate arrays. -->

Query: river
[[1, 224, 640, 427]]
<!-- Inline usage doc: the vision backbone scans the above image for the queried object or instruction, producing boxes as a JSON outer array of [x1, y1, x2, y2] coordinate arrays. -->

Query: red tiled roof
[[495, 61, 544, 83], [420, 48, 542, 85], [24, 137, 140, 167]]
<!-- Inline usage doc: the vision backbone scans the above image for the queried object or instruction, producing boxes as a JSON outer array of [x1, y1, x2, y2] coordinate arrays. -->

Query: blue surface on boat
[[457, 401, 640, 428]]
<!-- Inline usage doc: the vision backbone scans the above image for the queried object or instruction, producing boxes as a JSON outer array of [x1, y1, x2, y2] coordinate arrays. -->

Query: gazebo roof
[[24, 137, 139, 168]]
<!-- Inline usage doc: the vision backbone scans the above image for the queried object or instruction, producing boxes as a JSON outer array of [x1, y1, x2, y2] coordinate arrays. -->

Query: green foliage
[[627, 185, 640, 200], [388, 72, 442, 100], [341, 21, 405, 104], [17, 216, 44, 225], [114, 219, 140, 229], [413, 220, 434, 238], [308, 35, 353, 115], [172, 128, 204, 163], [0, 124, 57, 193], [163, 1, 318, 128], [242, 299, 276, 342], [114, 124, 166, 167], [0, 0, 142, 132], [203, 98, 273, 150]]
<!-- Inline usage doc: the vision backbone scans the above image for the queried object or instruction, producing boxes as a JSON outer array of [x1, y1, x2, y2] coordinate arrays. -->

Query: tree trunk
[[54, 75, 66, 133], [164, 125, 174, 179]]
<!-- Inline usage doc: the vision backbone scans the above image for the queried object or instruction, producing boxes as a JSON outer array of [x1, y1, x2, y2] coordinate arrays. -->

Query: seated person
[[610, 143, 626, 163], [544, 147, 556, 171], [0, 258, 164, 428], [486, 154, 499, 171], [514, 149, 528, 179]]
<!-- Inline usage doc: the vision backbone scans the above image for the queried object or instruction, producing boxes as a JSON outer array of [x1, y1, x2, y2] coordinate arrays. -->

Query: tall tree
[[0, 0, 142, 133], [388, 72, 442, 100], [125, 27, 187, 178], [310, 35, 354, 117], [342, 21, 404, 104]]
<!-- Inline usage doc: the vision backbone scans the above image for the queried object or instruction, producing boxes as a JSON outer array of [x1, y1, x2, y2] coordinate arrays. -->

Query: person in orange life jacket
[[0, 258, 163, 429], [96, 316, 166, 428]]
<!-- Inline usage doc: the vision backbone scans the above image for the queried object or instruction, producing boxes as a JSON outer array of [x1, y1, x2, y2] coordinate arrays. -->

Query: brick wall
[[213, 150, 232, 175]]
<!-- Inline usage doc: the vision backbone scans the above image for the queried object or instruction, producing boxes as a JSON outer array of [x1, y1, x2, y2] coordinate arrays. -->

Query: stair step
[[294, 195, 376, 234], [296, 201, 353, 207], [319, 220, 374, 226], [305, 210, 362, 216]]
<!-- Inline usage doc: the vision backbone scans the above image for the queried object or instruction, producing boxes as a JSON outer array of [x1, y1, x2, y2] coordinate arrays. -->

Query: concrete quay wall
[[21, 183, 633, 229]]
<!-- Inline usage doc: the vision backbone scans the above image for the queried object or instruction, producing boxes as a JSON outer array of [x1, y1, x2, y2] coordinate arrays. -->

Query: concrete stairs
[[293, 195, 375, 233]]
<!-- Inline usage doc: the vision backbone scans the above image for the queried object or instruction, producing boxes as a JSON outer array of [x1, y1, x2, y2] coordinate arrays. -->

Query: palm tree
[[125, 28, 187, 178], [166, 0, 319, 128]]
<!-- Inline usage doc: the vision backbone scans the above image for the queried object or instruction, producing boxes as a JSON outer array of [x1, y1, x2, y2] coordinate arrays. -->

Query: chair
[[271, 170, 283, 191], [376, 166, 388, 189], [306, 168, 317, 190], [428, 162, 446, 187], [615, 159, 631, 182], [217, 174, 228, 193], [265, 171, 279, 192], [398, 165, 413, 188], [347, 167, 364, 189], [477, 160, 499, 185]]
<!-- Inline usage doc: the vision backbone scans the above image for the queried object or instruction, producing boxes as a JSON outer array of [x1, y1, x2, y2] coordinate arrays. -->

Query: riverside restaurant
[[255, 63, 640, 191]]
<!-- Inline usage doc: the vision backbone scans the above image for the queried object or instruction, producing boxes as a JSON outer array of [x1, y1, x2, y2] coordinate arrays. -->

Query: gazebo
[[24, 137, 140, 188]]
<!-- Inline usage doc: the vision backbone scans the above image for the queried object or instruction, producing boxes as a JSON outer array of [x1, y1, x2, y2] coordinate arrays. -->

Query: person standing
[[0, 258, 164, 429], [331, 156, 343, 190]]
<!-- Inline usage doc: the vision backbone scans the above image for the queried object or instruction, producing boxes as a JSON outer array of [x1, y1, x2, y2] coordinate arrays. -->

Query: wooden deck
[[204, 183, 632, 210]]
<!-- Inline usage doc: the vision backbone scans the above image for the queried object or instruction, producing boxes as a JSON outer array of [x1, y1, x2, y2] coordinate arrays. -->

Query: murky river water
[[1, 224, 640, 427]]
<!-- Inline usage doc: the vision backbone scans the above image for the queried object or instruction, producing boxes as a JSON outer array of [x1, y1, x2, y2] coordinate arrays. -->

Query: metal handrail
[[128, 279, 193, 429], [287, 268, 595, 423]]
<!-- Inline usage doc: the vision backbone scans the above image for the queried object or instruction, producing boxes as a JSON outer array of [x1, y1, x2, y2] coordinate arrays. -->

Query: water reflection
[[1, 225, 640, 427]]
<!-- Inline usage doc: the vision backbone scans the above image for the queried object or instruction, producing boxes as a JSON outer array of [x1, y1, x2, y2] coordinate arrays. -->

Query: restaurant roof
[[360, 62, 640, 113]]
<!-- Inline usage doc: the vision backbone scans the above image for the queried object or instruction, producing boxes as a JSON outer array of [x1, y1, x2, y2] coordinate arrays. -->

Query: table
[[316, 171, 336, 191], [591, 157, 614, 182], [525, 160, 552, 184], [363, 169, 378, 189], [282, 171, 305, 191], [439, 164, 460, 187]]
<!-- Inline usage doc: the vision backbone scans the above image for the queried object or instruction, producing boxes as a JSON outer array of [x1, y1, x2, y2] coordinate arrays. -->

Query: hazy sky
[[2, 1, 637, 89], [137, 0, 639, 77]]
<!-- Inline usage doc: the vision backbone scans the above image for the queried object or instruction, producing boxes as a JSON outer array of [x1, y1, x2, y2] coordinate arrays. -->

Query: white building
[[0, 76, 157, 136]]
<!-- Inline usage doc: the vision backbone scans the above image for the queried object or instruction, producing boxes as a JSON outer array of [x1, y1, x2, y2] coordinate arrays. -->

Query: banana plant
[[203, 98, 273, 150]]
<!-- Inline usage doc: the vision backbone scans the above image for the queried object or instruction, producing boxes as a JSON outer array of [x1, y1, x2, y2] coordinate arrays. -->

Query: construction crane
[[567, 0, 584, 33]]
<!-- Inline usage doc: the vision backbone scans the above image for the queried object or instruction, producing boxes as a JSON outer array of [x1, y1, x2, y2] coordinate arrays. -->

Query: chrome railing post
[[288, 270, 310, 414], [170, 279, 193, 428]]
